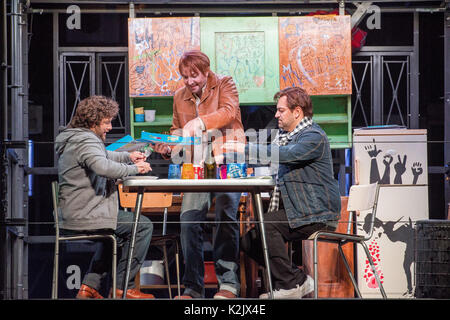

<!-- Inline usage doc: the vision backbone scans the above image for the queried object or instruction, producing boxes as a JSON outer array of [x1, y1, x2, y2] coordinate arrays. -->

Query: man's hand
[[182, 117, 204, 137], [153, 142, 172, 156], [135, 161, 152, 174], [129, 151, 146, 163]]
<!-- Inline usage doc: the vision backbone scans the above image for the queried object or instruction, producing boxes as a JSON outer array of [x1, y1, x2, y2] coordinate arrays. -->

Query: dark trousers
[[241, 209, 334, 290], [61, 210, 153, 292]]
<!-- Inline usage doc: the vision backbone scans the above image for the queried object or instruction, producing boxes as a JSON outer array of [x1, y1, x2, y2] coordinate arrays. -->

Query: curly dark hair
[[69, 95, 119, 129], [273, 87, 313, 118]]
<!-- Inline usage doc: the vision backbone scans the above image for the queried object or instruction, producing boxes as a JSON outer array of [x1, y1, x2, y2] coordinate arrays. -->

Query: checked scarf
[[267, 117, 313, 212]]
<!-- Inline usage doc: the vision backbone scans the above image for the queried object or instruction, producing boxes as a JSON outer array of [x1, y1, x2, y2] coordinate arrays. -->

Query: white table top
[[121, 176, 276, 193]]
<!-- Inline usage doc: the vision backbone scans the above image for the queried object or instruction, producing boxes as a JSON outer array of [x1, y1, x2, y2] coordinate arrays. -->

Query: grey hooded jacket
[[55, 128, 139, 230]]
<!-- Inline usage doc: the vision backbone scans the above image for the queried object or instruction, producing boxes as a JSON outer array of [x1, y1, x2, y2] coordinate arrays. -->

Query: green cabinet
[[311, 95, 352, 149], [200, 17, 279, 104], [130, 97, 173, 139], [130, 95, 351, 149]]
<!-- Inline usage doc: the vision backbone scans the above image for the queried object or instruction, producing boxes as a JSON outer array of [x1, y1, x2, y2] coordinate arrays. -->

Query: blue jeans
[[180, 191, 241, 297]]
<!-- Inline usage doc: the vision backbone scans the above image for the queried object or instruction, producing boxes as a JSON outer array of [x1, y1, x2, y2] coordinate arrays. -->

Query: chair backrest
[[51, 181, 60, 232], [117, 183, 174, 236], [117, 183, 172, 209], [347, 182, 380, 240], [347, 183, 378, 212]]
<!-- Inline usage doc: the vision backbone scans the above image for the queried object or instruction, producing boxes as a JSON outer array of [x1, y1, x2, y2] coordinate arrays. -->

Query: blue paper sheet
[[140, 131, 201, 145]]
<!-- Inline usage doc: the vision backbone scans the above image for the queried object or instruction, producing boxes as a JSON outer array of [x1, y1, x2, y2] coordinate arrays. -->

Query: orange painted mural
[[128, 17, 200, 97], [279, 16, 352, 95]]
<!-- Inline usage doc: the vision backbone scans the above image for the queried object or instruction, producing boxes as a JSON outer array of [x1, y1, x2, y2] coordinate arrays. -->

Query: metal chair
[[51, 181, 118, 299], [308, 183, 387, 299], [117, 183, 181, 299]]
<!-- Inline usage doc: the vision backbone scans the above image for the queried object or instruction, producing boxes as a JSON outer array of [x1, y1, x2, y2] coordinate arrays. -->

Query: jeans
[[241, 209, 336, 291], [61, 209, 153, 293], [180, 191, 241, 297]]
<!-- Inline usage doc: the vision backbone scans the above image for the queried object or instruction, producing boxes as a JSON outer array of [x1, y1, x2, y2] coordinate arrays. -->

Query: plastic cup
[[168, 164, 181, 179], [181, 163, 194, 179]]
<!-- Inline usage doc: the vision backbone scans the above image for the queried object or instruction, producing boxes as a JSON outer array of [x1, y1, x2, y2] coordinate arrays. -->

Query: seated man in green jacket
[[237, 87, 341, 299]]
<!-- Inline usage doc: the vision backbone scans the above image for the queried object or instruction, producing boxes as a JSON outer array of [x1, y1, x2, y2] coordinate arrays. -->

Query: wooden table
[[121, 176, 276, 299]]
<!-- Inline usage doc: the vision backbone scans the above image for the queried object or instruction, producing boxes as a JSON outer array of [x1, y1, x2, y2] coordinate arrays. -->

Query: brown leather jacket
[[171, 71, 245, 156]]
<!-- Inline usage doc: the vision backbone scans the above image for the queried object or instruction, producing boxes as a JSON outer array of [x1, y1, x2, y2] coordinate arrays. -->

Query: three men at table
[[58, 50, 340, 300]]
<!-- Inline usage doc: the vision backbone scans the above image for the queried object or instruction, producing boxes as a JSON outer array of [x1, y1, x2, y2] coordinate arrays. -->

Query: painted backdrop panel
[[128, 17, 200, 97], [279, 16, 352, 95], [353, 129, 429, 298], [201, 17, 279, 104]]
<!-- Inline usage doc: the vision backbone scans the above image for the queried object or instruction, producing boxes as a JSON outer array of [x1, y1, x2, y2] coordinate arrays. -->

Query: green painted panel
[[130, 97, 173, 138], [311, 95, 352, 149], [200, 17, 279, 104]]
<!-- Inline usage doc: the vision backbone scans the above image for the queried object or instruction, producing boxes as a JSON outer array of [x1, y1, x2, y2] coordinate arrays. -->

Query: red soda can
[[193, 165, 204, 179]]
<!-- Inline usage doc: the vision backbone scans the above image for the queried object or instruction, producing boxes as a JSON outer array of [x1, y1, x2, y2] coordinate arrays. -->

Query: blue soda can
[[226, 163, 247, 178], [168, 164, 181, 179]]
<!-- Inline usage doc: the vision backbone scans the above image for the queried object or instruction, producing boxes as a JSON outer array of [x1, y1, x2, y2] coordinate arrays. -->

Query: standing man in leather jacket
[[154, 50, 245, 299]]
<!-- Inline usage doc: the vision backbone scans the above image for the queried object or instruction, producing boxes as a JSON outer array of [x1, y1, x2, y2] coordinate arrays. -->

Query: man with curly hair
[[55, 95, 154, 299]]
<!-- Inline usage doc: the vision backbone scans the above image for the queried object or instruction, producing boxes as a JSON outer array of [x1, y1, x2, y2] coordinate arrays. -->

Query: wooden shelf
[[328, 134, 352, 149], [133, 116, 173, 127], [130, 97, 174, 138], [313, 113, 348, 124]]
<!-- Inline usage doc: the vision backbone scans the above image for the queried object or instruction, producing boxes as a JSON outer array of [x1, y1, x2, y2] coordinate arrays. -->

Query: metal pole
[[253, 192, 273, 299], [445, 3, 450, 215], [2, 0, 7, 140], [21, 5, 29, 299], [372, 54, 382, 125], [10, 0, 26, 299], [52, 12, 59, 167], [0, 0, 8, 301], [409, 12, 420, 129], [123, 189, 144, 298]]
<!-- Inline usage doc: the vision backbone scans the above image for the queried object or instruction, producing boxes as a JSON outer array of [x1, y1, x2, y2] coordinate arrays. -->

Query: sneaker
[[259, 275, 314, 299], [298, 275, 314, 297], [214, 289, 237, 299], [259, 286, 301, 299]]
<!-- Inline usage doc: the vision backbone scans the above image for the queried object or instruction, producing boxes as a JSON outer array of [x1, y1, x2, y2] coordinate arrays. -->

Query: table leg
[[122, 189, 144, 299], [252, 192, 274, 299]]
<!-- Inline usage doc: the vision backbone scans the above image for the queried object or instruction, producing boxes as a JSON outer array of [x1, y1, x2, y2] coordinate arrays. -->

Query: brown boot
[[76, 284, 104, 299], [112, 288, 155, 299]]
